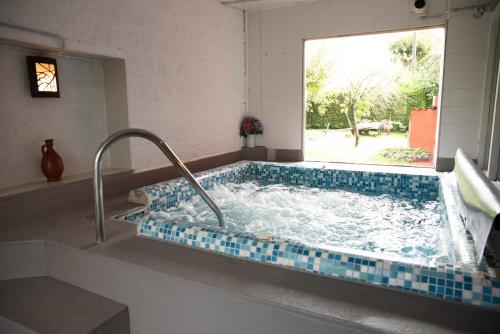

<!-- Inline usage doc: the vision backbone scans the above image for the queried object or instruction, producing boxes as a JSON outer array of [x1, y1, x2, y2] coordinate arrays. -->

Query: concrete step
[[0, 276, 129, 334]]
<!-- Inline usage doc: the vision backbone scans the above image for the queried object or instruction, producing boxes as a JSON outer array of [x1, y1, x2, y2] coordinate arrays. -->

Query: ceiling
[[448, 0, 494, 8], [219, 0, 497, 11], [220, 0, 321, 10]]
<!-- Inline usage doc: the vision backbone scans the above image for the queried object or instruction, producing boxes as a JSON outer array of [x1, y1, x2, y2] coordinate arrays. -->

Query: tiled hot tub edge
[[138, 216, 500, 311], [130, 161, 500, 311]]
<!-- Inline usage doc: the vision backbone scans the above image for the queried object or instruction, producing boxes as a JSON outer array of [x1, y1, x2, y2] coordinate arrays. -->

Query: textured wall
[[0, 0, 245, 178], [247, 0, 492, 160], [0, 48, 110, 188]]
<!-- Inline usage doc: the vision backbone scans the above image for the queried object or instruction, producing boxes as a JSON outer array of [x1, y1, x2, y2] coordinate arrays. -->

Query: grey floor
[[1, 195, 500, 333], [0, 276, 129, 334]]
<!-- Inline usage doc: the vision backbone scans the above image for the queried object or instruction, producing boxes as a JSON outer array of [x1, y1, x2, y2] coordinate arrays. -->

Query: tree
[[305, 48, 331, 115], [305, 56, 327, 129], [306, 92, 350, 129], [341, 73, 379, 146], [305, 49, 350, 130], [389, 35, 441, 127], [305, 53, 328, 99], [306, 48, 395, 144], [389, 35, 432, 69], [304, 31, 442, 136]]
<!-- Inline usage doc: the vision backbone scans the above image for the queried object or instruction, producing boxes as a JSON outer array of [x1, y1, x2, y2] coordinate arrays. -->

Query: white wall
[[0, 47, 110, 188], [0, 0, 245, 175], [247, 0, 492, 160], [440, 10, 491, 159]]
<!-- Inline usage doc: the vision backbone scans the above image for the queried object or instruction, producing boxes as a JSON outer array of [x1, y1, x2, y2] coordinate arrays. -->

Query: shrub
[[306, 92, 350, 129], [378, 147, 431, 162]]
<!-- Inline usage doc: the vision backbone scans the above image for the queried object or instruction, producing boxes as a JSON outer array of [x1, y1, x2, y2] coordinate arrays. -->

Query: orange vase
[[41, 139, 64, 182]]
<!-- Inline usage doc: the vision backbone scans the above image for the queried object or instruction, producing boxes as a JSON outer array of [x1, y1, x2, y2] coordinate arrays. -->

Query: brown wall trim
[[0, 150, 243, 229], [242, 147, 267, 161], [436, 157, 455, 172], [274, 149, 302, 162]]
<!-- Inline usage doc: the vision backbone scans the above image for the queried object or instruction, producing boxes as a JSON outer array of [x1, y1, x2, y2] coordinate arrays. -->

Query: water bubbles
[[156, 181, 446, 262]]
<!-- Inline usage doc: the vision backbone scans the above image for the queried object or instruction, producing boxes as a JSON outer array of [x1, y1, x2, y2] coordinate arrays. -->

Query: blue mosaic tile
[[111, 208, 147, 224], [123, 161, 499, 312], [245, 162, 439, 201]]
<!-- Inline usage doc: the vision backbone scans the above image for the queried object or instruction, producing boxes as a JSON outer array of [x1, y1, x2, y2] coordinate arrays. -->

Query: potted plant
[[240, 117, 263, 148]]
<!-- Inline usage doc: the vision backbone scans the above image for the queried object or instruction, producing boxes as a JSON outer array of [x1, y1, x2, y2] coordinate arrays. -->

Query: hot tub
[[115, 161, 500, 311]]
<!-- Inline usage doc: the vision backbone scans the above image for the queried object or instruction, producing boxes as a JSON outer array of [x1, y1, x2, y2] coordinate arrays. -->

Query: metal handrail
[[93, 128, 225, 243]]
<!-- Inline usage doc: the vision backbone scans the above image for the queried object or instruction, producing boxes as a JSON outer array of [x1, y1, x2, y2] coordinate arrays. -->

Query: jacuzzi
[[114, 160, 500, 311]]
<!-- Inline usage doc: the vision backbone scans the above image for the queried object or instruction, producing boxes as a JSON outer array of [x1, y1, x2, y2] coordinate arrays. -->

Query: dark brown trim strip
[[242, 147, 267, 161], [274, 149, 302, 162], [436, 157, 455, 172]]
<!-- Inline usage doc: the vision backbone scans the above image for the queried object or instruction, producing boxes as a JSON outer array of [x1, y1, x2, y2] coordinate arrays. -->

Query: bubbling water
[[150, 181, 448, 262]]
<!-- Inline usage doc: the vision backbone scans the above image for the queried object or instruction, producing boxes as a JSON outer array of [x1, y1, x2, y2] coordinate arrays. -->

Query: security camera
[[411, 0, 427, 18]]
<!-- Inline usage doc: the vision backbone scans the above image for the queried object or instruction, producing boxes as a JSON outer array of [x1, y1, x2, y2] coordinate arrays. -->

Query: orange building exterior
[[408, 108, 438, 156]]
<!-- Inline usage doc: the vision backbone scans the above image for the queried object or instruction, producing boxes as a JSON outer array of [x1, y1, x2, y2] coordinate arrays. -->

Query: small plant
[[391, 121, 407, 132], [379, 147, 431, 162], [240, 117, 263, 137]]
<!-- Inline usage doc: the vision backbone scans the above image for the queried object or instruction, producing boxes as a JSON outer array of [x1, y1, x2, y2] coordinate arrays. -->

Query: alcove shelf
[[0, 23, 132, 192]]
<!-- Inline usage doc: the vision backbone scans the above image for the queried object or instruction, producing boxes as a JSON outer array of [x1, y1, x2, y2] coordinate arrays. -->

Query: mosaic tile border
[[138, 215, 500, 311], [127, 161, 499, 311], [128, 161, 250, 213], [246, 162, 439, 201], [111, 207, 147, 223], [128, 161, 440, 213]]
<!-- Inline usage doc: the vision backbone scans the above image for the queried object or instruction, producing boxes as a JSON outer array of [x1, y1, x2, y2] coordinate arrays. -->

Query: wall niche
[[0, 24, 131, 193]]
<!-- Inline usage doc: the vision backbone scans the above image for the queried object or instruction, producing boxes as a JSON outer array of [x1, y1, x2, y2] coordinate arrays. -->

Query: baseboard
[[242, 147, 267, 161], [266, 149, 302, 162], [436, 157, 455, 172]]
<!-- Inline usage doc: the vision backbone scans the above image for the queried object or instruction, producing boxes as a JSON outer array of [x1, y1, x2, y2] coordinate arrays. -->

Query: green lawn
[[304, 129, 432, 167]]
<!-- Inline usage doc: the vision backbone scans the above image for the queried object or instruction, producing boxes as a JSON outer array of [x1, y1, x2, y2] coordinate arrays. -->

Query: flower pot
[[246, 134, 255, 148], [41, 139, 64, 182]]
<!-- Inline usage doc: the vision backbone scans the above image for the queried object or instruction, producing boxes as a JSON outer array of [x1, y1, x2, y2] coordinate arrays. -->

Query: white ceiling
[[220, 0, 321, 10], [448, 0, 492, 8], [219, 0, 497, 11]]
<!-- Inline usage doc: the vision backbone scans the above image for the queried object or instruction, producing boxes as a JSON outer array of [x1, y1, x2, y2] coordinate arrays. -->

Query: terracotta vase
[[41, 139, 64, 182]]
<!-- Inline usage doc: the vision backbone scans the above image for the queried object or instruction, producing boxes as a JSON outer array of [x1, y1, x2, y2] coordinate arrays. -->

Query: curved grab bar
[[93, 128, 225, 243]]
